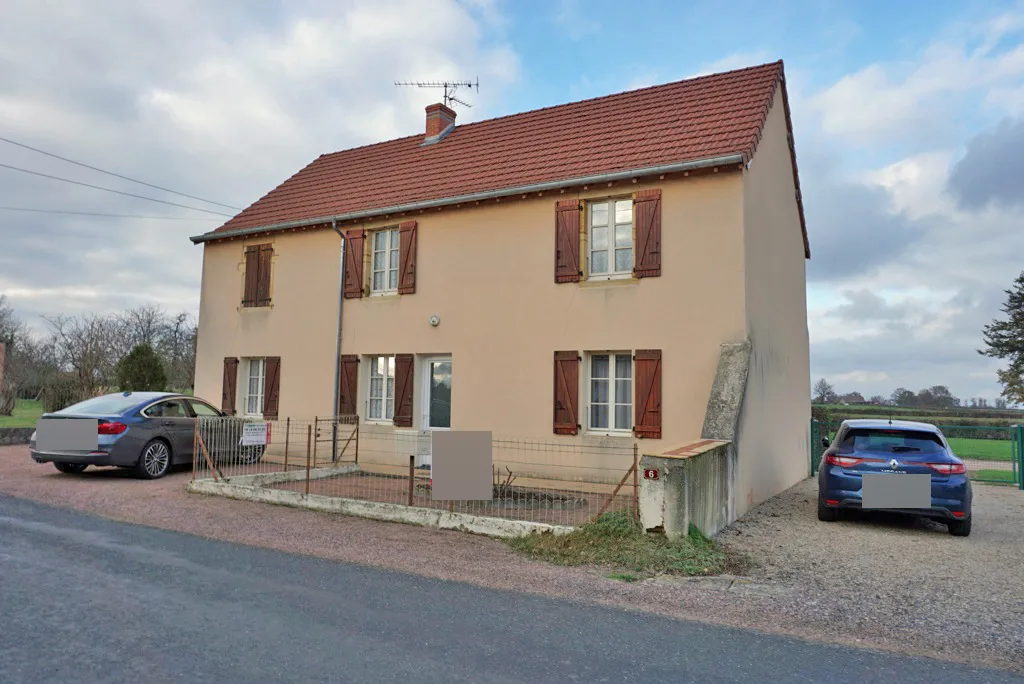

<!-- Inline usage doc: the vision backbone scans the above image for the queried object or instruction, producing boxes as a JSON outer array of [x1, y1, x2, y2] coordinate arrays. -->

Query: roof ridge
[[318, 60, 784, 161]]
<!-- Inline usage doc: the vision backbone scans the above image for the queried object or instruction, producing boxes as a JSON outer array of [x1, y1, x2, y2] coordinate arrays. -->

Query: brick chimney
[[424, 103, 456, 144]]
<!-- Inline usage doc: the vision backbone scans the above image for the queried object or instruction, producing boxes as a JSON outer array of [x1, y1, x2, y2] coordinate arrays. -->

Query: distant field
[[0, 399, 43, 428]]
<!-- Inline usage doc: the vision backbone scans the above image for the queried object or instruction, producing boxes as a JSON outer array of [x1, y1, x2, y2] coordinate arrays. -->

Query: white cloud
[[0, 0, 518, 328], [552, 0, 600, 41]]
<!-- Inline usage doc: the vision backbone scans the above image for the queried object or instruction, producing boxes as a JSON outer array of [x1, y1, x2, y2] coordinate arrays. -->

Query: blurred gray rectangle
[[862, 473, 931, 509], [431, 431, 492, 501], [35, 418, 98, 452]]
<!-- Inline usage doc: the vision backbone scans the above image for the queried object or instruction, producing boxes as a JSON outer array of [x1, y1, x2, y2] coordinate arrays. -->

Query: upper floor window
[[588, 200, 633, 280], [371, 228, 400, 294], [242, 243, 273, 307]]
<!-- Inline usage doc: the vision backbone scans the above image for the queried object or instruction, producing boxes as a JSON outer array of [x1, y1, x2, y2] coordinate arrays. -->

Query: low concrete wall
[[639, 440, 731, 539], [700, 340, 750, 525], [187, 474, 573, 539], [0, 427, 33, 446]]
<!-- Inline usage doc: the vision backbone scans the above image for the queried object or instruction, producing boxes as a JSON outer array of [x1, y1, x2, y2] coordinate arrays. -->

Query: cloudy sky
[[2, 0, 1023, 403]]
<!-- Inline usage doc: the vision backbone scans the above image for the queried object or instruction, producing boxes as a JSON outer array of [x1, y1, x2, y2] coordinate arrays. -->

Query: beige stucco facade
[[194, 91, 810, 506]]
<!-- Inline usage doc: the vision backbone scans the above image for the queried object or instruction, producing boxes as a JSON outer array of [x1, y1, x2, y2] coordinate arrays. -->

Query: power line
[[0, 162, 234, 217], [0, 135, 241, 210], [0, 206, 222, 220]]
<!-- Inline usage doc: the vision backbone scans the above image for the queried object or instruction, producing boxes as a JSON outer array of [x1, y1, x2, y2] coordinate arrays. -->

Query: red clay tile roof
[[199, 60, 808, 256]]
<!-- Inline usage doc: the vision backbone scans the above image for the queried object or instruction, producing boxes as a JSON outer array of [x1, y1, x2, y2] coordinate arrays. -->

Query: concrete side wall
[[736, 82, 812, 516], [0, 427, 32, 446]]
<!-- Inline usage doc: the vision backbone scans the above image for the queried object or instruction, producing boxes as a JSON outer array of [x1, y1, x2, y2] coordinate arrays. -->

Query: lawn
[[972, 469, 1016, 484], [947, 437, 1014, 463], [0, 399, 43, 428]]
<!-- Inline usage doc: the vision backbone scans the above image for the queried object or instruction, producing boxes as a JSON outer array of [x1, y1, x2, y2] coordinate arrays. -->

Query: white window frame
[[366, 355, 396, 423], [244, 358, 265, 417], [585, 351, 633, 435], [587, 199, 633, 281], [369, 227, 400, 295]]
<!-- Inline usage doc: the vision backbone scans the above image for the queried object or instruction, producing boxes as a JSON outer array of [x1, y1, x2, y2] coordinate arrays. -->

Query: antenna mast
[[394, 78, 480, 108]]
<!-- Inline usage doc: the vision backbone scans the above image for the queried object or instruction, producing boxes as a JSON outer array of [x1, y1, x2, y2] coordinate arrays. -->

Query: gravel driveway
[[716, 479, 1024, 669], [2, 445, 1022, 674]]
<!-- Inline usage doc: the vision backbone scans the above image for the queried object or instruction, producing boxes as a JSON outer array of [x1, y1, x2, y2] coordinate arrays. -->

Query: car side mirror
[[821, 437, 830, 448]]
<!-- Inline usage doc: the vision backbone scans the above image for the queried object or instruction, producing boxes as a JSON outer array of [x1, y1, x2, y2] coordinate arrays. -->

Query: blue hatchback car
[[818, 419, 972, 536]]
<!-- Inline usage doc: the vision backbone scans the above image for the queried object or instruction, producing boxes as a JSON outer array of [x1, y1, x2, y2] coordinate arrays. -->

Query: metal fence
[[192, 417, 639, 528], [811, 419, 1024, 489]]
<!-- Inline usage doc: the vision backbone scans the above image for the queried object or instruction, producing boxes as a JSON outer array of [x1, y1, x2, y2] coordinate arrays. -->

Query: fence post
[[408, 454, 415, 506], [632, 443, 639, 520], [354, 420, 360, 465], [305, 424, 312, 497], [191, 419, 198, 480], [1018, 424, 1024, 491], [312, 416, 319, 468], [284, 417, 290, 471]]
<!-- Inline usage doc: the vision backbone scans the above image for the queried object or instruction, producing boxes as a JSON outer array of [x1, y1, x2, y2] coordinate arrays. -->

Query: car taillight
[[926, 463, 967, 475], [98, 421, 127, 435], [826, 454, 864, 468]]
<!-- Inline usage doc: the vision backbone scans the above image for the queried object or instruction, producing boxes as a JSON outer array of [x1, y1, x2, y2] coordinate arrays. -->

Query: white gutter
[[330, 220, 345, 461], [189, 154, 745, 244]]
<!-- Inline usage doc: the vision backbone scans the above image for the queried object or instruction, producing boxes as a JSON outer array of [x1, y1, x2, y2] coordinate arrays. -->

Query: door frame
[[418, 355, 452, 466]]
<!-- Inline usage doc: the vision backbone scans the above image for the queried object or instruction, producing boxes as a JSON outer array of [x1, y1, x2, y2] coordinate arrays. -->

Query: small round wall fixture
[[428, 314, 440, 327]]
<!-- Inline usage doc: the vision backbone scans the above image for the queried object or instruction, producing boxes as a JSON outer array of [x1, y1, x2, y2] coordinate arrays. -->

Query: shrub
[[115, 343, 167, 392]]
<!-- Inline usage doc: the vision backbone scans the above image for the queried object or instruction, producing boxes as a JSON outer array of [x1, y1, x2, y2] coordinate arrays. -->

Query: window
[[588, 352, 632, 432], [143, 399, 188, 418], [588, 200, 632, 279], [245, 358, 265, 416], [189, 400, 221, 417], [839, 428, 945, 454], [370, 228, 400, 294], [243, 244, 273, 307], [368, 355, 396, 421]]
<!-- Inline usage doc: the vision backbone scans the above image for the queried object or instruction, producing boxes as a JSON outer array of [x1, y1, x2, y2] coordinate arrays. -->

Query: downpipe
[[331, 221, 346, 463]]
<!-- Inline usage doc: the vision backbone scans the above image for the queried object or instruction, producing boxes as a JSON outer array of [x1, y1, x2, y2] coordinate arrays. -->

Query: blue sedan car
[[29, 391, 262, 479], [818, 419, 972, 536]]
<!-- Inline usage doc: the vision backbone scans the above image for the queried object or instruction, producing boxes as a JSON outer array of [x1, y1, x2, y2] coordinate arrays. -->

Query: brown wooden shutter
[[633, 189, 662, 278], [243, 247, 259, 306], [634, 349, 662, 438], [343, 229, 365, 299], [221, 357, 239, 415], [398, 221, 417, 295], [393, 354, 415, 427], [553, 351, 580, 435], [554, 200, 581, 283], [338, 355, 359, 416], [256, 244, 273, 305], [262, 356, 281, 419]]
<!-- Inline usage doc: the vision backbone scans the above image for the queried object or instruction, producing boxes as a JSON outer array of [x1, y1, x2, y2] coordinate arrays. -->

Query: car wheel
[[237, 444, 265, 465], [135, 439, 172, 479], [948, 518, 971, 537], [54, 462, 88, 475], [817, 499, 837, 522]]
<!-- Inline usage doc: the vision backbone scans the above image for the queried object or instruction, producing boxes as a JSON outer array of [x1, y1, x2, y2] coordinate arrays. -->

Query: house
[[190, 60, 811, 519]]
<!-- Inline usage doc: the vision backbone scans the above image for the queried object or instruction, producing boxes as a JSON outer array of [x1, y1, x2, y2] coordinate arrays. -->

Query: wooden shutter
[[256, 244, 273, 305], [398, 221, 417, 295], [221, 357, 239, 415], [343, 229, 365, 299], [633, 189, 662, 278], [242, 247, 259, 306], [553, 351, 580, 435], [554, 200, 581, 283], [262, 356, 281, 419], [393, 354, 415, 428], [338, 355, 359, 416], [634, 349, 662, 439]]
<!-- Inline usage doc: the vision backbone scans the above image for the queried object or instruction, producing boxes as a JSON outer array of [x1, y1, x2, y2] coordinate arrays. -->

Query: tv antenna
[[394, 78, 479, 109]]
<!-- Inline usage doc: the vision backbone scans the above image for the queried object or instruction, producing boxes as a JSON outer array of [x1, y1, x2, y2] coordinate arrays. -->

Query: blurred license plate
[[35, 418, 98, 452], [862, 473, 931, 509]]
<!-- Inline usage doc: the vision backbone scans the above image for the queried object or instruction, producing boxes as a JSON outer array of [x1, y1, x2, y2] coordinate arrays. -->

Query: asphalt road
[[1, 495, 1020, 684]]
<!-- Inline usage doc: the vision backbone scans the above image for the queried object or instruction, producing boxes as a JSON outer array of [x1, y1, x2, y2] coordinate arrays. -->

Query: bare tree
[[43, 313, 125, 395]]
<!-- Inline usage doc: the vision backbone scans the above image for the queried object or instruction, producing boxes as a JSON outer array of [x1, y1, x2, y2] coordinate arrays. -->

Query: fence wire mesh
[[193, 418, 639, 527]]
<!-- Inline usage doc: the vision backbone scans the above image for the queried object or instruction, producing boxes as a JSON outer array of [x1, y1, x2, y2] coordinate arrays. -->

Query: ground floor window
[[368, 355, 396, 421], [245, 358, 265, 416], [588, 352, 632, 432]]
